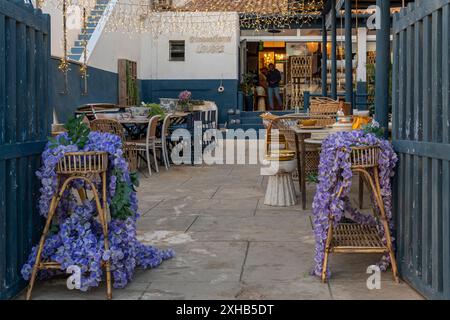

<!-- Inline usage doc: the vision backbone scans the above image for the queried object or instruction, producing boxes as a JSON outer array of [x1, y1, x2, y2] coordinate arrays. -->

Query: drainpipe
[[375, 0, 391, 136], [345, 0, 353, 109], [321, 13, 328, 97]]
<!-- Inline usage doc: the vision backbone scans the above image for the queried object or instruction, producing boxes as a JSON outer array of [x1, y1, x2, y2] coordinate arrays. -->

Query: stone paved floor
[[20, 152, 423, 300]]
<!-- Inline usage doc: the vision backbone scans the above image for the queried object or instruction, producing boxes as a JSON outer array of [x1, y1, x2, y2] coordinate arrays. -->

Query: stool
[[26, 151, 113, 300], [262, 155, 297, 207], [321, 146, 399, 283]]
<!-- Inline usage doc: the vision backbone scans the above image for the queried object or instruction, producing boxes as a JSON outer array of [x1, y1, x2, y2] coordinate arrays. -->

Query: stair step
[[78, 34, 92, 40], [87, 22, 98, 28], [68, 54, 82, 61], [88, 16, 101, 22], [96, 0, 110, 4], [81, 27, 96, 34], [71, 46, 85, 54], [93, 5, 107, 11], [90, 10, 105, 16], [74, 40, 87, 47]]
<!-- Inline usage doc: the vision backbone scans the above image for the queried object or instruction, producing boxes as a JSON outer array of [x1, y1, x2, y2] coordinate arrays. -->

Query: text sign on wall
[[190, 36, 232, 54]]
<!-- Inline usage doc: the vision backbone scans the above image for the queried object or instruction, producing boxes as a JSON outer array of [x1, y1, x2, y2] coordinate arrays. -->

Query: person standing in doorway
[[267, 63, 282, 110]]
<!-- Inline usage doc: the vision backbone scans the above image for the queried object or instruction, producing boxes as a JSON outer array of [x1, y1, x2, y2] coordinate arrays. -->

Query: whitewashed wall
[[88, 32, 142, 74], [140, 12, 240, 80]]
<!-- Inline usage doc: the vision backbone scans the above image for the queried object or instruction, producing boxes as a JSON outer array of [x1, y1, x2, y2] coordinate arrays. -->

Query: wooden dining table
[[292, 127, 364, 210], [290, 126, 333, 210]]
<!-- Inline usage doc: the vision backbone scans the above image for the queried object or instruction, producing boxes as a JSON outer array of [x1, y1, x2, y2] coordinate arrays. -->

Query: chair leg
[[162, 143, 169, 170], [321, 220, 334, 283], [26, 191, 61, 300], [153, 144, 159, 173], [100, 172, 112, 299], [359, 174, 364, 209], [146, 148, 152, 176], [372, 169, 400, 283]]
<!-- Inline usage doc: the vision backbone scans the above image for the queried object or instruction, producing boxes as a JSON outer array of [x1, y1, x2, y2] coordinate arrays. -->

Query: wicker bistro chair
[[90, 118, 139, 173], [133, 115, 161, 176], [321, 146, 399, 283], [26, 152, 113, 300]]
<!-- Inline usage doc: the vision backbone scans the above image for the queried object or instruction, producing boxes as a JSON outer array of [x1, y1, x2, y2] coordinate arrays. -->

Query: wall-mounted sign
[[190, 36, 232, 54]]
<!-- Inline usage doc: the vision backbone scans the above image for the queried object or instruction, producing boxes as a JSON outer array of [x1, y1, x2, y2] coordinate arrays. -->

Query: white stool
[[262, 158, 297, 207]]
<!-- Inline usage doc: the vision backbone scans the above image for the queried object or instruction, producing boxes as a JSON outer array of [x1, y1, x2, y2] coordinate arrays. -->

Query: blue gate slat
[[442, 161, 450, 297], [422, 15, 432, 142], [431, 159, 443, 292], [443, 5, 450, 144], [0, 13, 5, 146], [6, 17, 16, 145], [0, 0, 50, 300], [26, 26, 36, 140], [405, 25, 414, 141], [16, 21, 27, 142], [431, 10, 443, 143], [422, 157, 432, 287], [412, 155, 422, 277], [413, 22, 423, 141]]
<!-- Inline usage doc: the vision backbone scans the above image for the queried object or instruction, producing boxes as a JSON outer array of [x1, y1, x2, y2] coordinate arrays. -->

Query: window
[[169, 40, 185, 61]]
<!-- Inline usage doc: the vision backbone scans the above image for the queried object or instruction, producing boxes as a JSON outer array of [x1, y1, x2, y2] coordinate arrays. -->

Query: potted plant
[[240, 73, 256, 111], [141, 102, 166, 118], [178, 90, 192, 112]]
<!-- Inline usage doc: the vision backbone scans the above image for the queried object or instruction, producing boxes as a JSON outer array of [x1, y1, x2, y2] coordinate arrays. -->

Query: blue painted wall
[[50, 57, 238, 125], [141, 79, 239, 125], [50, 57, 118, 123]]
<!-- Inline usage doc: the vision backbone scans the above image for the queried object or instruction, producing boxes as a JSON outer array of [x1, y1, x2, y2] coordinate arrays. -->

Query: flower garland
[[311, 130, 397, 278], [21, 131, 174, 291]]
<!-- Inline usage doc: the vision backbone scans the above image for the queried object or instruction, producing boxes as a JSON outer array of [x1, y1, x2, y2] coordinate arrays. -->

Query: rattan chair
[[90, 118, 138, 173], [134, 115, 161, 175], [26, 152, 113, 300], [321, 146, 399, 283]]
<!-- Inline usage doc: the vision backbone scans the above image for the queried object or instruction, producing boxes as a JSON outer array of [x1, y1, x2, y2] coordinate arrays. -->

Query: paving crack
[[184, 216, 199, 233], [209, 185, 221, 199], [239, 241, 250, 282]]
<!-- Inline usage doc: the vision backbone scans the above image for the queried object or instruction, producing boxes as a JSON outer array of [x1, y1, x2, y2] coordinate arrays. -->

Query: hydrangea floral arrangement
[[312, 123, 397, 278], [21, 117, 174, 291], [178, 90, 192, 111]]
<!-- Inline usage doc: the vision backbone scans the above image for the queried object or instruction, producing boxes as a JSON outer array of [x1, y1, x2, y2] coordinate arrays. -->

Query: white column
[[357, 27, 367, 82]]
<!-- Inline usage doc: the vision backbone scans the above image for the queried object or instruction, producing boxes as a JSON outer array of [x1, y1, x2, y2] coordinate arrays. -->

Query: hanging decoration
[[80, 6, 89, 95], [59, 0, 70, 94], [37, 0, 325, 37]]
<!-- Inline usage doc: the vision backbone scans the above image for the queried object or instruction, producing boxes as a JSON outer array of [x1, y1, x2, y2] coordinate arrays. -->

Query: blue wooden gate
[[392, 0, 450, 299], [0, 0, 51, 299]]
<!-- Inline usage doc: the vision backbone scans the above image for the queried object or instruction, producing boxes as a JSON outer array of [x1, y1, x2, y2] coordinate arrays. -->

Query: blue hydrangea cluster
[[22, 132, 174, 291], [312, 130, 397, 278]]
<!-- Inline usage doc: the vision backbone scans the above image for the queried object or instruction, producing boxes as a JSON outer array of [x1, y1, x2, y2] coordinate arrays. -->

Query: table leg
[[295, 133, 302, 196], [300, 135, 307, 210]]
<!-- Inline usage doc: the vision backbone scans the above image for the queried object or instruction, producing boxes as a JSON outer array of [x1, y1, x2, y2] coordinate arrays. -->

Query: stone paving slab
[[20, 159, 423, 300]]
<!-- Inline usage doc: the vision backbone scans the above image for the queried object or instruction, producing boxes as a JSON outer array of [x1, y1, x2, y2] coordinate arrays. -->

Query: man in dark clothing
[[266, 63, 283, 110]]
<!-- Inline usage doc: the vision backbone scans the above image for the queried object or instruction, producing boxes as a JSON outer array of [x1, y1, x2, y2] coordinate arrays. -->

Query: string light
[[58, 0, 70, 94], [80, 6, 89, 95], [38, 0, 325, 37]]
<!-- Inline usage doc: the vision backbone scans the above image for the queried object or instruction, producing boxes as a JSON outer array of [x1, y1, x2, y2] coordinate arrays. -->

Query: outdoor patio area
[[1, 0, 449, 303], [19, 148, 422, 300]]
